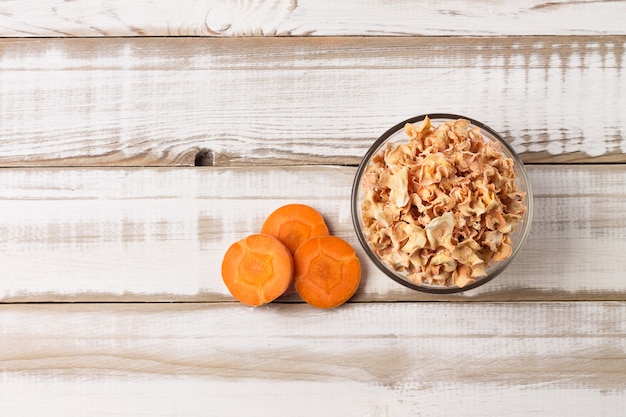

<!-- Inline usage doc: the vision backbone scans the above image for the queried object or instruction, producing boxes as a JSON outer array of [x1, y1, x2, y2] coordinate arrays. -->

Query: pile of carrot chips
[[361, 117, 527, 288]]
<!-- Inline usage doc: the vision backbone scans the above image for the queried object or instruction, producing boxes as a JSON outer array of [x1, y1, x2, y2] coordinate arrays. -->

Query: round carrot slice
[[221, 233, 293, 307], [293, 235, 361, 309], [261, 204, 330, 254]]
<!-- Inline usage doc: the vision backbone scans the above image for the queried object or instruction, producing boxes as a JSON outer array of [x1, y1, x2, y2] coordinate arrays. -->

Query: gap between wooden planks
[[0, 36, 624, 166], [0, 164, 625, 303]]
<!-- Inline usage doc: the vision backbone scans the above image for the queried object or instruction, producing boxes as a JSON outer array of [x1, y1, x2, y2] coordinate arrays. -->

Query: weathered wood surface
[[1, 3, 625, 415], [1, 302, 625, 416], [0, 36, 624, 167], [0, 164, 624, 303], [0, 0, 624, 37]]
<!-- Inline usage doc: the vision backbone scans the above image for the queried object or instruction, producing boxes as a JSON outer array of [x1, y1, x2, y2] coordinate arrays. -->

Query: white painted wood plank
[[0, 37, 624, 166], [0, 0, 623, 37], [1, 302, 625, 416], [0, 165, 625, 302]]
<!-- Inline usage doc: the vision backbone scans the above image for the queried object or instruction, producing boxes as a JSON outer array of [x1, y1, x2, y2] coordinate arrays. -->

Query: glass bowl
[[351, 114, 533, 293]]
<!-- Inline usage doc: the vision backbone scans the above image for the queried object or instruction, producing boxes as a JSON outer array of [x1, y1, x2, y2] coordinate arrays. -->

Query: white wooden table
[[1, 1, 625, 415]]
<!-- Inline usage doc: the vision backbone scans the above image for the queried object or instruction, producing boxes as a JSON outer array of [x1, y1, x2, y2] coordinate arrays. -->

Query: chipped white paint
[[1, 303, 625, 416], [0, 165, 625, 302], [0, 38, 624, 166], [0, 2, 624, 415], [0, 0, 624, 36]]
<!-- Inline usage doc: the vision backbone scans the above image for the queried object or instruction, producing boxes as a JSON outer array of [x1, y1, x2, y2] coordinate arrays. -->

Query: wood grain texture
[[0, 36, 624, 166], [1, 302, 625, 416], [0, 0, 624, 37], [1, 2, 623, 413], [0, 164, 625, 303]]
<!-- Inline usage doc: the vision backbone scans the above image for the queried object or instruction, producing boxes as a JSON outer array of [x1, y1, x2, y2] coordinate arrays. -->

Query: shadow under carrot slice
[[221, 233, 294, 307], [293, 235, 361, 309], [261, 204, 329, 255]]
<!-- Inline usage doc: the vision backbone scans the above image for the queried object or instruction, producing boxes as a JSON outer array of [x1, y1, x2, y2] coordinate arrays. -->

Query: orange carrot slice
[[293, 235, 361, 309], [261, 204, 330, 254], [221, 233, 293, 307]]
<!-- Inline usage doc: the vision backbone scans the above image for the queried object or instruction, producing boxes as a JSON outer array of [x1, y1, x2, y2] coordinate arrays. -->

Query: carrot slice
[[293, 235, 361, 309], [261, 204, 330, 254], [221, 233, 293, 307]]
